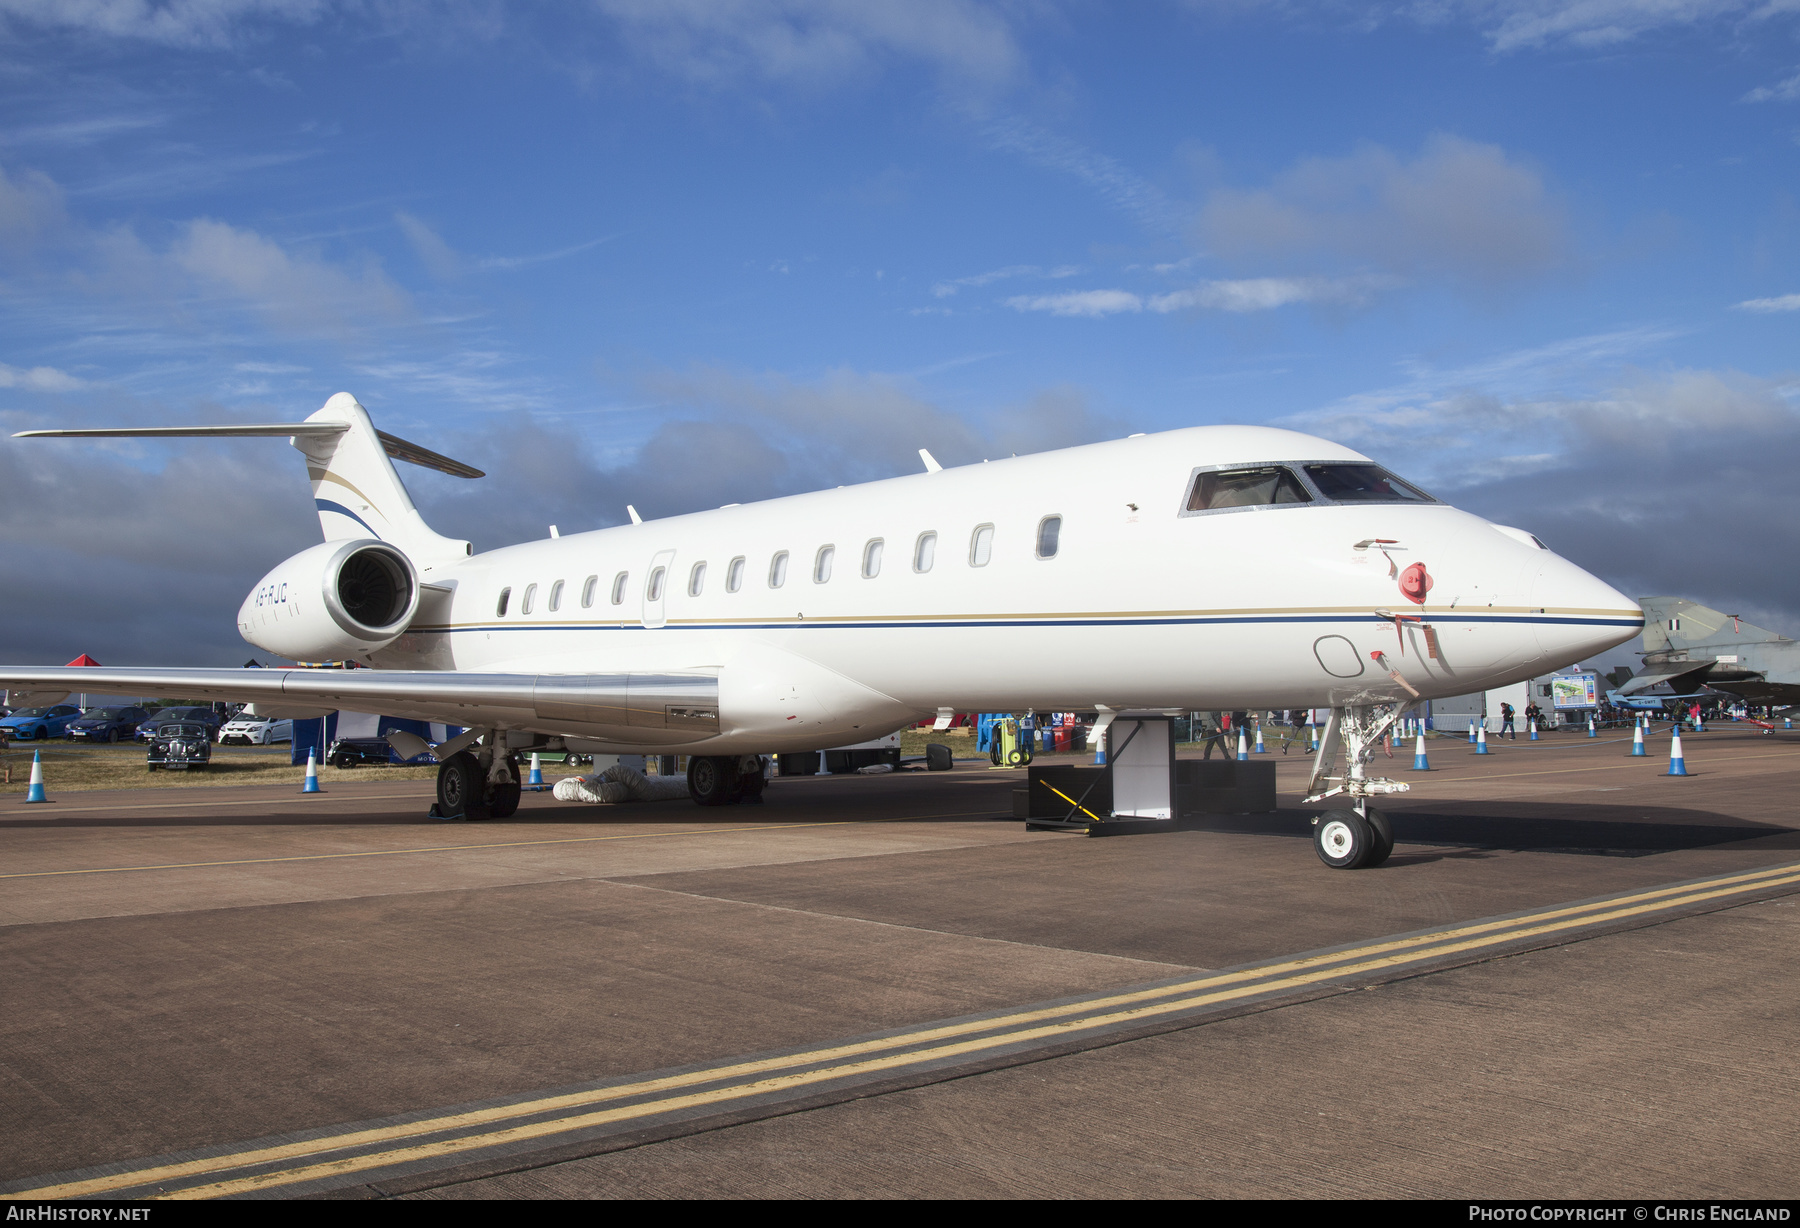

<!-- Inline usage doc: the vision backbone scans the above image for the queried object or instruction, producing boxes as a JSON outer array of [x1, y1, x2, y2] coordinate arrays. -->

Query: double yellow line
[[11, 858, 1800, 1201]]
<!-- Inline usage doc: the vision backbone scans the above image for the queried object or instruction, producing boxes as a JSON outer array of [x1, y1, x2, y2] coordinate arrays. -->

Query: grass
[[0, 741, 439, 794]]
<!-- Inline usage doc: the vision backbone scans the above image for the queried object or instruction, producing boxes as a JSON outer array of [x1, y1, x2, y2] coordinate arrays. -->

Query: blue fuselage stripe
[[416, 614, 1645, 635]]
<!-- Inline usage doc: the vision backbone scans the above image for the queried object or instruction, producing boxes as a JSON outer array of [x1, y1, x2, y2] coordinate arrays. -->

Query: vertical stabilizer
[[1639, 598, 1789, 654], [297, 393, 471, 569]]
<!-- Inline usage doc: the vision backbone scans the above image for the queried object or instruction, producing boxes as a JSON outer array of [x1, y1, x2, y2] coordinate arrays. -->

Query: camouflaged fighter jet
[[1621, 599, 1800, 709]]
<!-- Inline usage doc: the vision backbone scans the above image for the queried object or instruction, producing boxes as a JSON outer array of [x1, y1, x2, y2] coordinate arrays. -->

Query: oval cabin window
[[610, 572, 627, 605], [646, 568, 664, 602], [581, 575, 598, 608], [727, 557, 745, 592], [689, 562, 706, 597], [862, 539, 883, 579], [969, 525, 994, 567], [814, 546, 834, 583], [521, 583, 537, 615], [914, 532, 936, 572], [496, 587, 511, 617], [769, 551, 789, 588], [548, 579, 564, 612], [1036, 516, 1061, 560]]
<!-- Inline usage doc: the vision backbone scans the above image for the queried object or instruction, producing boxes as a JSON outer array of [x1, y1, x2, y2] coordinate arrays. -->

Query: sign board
[[1551, 673, 1599, 710]]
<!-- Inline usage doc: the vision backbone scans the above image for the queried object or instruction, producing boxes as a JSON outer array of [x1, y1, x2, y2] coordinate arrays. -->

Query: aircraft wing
[[1616, 664, 1714, 696], [0, 666, 720, 743]]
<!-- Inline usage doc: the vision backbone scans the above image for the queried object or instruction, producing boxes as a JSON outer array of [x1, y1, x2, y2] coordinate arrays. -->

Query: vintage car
[[137, 707, 225, 743], [325, 736, 434, 769], [147, 722, 213, 771], [218, 715, 293, 745]]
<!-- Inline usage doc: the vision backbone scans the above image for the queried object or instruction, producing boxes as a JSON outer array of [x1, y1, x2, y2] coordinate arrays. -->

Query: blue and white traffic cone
[[1306, 719, 1318, 752], [1236, 728, 1248, 761], [1529, 718, 1539, 741], [1667, 729, 1688, 776], [25, 750, 46, 803], [1476, 725, 1491, 755], [1786, 717, 1793, 730], [1467, 720, 1476, 744], [1412, 732, 1430, 771], [526, 752, 546, 791], [1631, 723, 1646, 756], [1587, 715, 1597, 738], [1253, 724, 1266, 753], [302, 747, 321, 793]]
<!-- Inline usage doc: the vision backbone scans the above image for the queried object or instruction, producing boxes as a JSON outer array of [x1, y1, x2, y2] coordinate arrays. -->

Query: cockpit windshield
[[1187, 466, 1312, 511], [1302, 464, 1434, 503]]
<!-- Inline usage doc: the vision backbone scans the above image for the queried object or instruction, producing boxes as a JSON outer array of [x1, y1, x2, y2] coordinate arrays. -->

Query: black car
[[137, 707, 225, 743], [147, 723, 213, 771], [66, 706, 151, 743], [326, 737, 434, 769]]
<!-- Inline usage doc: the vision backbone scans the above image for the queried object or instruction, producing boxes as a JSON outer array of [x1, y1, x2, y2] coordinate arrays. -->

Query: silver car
[[218, 715, 294, 746]]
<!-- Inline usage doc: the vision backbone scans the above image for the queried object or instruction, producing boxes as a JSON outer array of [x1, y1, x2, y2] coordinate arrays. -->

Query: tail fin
[[1639, 598, 1790, 653], [297, 393, 472, 569]]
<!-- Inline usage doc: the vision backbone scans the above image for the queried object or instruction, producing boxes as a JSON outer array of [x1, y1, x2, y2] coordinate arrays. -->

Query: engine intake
[[238, 539, 421, 662]]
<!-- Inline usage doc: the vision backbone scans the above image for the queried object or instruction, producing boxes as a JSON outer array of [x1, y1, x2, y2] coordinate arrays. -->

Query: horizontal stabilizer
[[14, 422, 483, 478], [1617, 664, 1713, 696]]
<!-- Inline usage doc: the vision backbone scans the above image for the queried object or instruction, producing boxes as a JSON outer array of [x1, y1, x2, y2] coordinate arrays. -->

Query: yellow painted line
[[15, 858, 1798, 1201], [0, 811, 1005, 881]]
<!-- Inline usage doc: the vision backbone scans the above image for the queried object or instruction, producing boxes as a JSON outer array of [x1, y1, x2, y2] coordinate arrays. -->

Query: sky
[[1, 0, 1797, 666]]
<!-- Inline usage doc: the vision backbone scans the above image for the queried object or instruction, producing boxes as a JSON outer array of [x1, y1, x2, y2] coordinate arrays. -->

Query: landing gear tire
[[734, 755, 766, 806], [436, 751, 490, 821], [1313, 809, 1375, 869], [1363, 806, 1394, 868], [487, 780, 521, 819], [687, 755, 739, 806]]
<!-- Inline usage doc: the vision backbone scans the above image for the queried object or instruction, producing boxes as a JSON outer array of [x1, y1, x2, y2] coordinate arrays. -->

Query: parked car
[[326, 736, 434, 768], [137, 707, 225, 743], [147, 722, 212, 771], [218, 715, 293, 745], [65, 706, 151, 743], [1, 705, 83, 741]]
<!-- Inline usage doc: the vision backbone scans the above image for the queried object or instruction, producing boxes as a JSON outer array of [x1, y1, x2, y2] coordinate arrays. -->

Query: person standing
[[1500, 702, 1516, 739]]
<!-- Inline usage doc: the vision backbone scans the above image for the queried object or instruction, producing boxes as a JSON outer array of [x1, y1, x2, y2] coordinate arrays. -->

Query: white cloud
[[1006, 289, 1145, 317], [1007, 276, 1391, 317], [0, 361, 83, 390], [395, 212, 462, 281], [1199, 134, 1566, 287], [477, 235, 616, 271], [592, 0, 1021, 89], [932, 264, 1080, 298], [980, 117, 1181, 235], [1736, 293, 1800, 312], [1454, 0, 1798, 52], [0, 162, 68, 250], [1743, 67, 1800, 103], [168, 218, 412, 336], [0, 0, 332, 48]]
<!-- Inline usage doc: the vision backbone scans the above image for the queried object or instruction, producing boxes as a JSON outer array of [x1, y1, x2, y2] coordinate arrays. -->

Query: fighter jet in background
[[1620, 598, 1800, 709]]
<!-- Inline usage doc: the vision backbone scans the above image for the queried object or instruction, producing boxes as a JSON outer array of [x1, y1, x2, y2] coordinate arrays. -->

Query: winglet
[[627, 505, 643, 525], [919, 448, 942, 474]]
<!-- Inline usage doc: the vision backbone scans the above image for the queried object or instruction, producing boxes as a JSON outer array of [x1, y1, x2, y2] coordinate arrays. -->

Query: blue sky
[[2, 0, 1798, 665]]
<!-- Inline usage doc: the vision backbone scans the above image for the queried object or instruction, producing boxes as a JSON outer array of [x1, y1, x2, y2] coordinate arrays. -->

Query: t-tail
[[13, 392, 479, 569]]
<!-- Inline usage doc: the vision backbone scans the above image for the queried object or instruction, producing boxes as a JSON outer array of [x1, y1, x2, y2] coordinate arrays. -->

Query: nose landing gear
[[1306, 705, 1404, 870]]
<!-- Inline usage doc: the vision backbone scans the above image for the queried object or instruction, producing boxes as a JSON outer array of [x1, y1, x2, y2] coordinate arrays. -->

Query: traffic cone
[[25, 750, 46, 803], [1253, 724, 1266, 753], [1412, 732, 1430, 771], [1236, 728, 1248, 761], [1631, 723, 1646, 756], [1529, 718, 1539, 741], [1476, 725, 1491, 755], [1587, 715, 1597, 738], [1667, 729, 1688, 776], [1306, 717, 1318, 752], [302, 747, 321, 793], [1786, 717, 1792, 730], [526, 752, 546, 791], [1467, 720, 1476, 744]]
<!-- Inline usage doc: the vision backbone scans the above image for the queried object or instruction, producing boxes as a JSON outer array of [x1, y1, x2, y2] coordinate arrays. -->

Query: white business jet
[[6, 393, 1640, 867]]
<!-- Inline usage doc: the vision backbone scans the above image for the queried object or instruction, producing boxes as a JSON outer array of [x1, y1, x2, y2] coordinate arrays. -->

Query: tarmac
[[1, 723, 1796, 1200]]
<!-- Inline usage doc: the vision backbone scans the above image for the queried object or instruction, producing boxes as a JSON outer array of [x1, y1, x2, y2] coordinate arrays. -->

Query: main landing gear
[[686, 755, 767, 807], [433, 733, 521, 821], [1306, 705, 1403, 870]]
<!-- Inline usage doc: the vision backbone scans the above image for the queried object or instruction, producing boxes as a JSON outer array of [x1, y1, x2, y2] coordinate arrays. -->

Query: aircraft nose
[[1529, 553, 1643, 665]]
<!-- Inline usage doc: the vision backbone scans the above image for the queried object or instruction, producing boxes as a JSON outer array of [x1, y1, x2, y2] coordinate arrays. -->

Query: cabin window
[[521, 583, 537, 615], [727, 557, 745, 593], [862, 539, 883, 579], [769, 551, 789, 588], [581, 575, 598, 608], [1036, 516, 1061, 559], [969, 524, 994, 567], [646, 568, 665, 602], [689, 562, 707, 597], [913, 532, 936, 573], [496, 587, 511, 617], [814, 545, 835, 583], [1302, 463, 1433, 504], [548, 580, 565, 612], [1186, 466, 1311, 512], [610, 572, 627, 605]]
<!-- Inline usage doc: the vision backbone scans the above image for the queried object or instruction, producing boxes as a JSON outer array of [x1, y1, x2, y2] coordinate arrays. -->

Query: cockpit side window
[[1185, 466, 1312, 513], [1303, 463, 1434, 504]]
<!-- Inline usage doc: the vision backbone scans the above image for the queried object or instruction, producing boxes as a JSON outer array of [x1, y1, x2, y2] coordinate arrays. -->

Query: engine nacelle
[[237, 539, 421, 662]]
